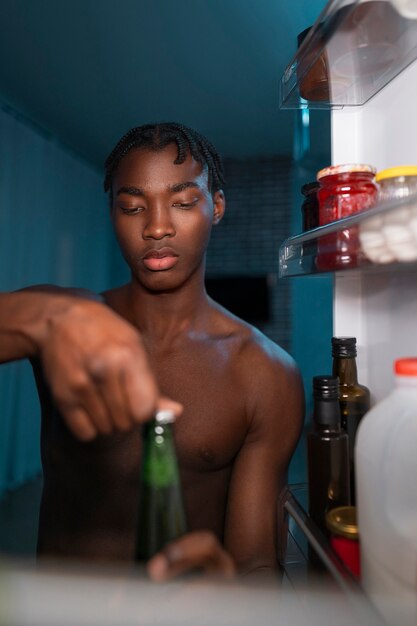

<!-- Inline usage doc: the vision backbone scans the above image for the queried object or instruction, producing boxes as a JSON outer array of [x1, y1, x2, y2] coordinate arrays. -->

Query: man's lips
[[142, 247, 179, 271]]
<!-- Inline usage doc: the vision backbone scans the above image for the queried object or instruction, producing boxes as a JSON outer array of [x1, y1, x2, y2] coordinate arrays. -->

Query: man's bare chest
[[148, 343, 247, 473], [42, 340, 247, 482]]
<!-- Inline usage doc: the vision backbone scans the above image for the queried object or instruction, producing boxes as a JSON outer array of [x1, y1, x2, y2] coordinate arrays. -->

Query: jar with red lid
[[316, 164, 378, 271]]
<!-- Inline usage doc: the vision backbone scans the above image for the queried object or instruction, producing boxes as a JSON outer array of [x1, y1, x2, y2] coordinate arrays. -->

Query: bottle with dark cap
[[308, 376, 351, 536], [332, 337, 370, 504], [135, 409, 187, 562]]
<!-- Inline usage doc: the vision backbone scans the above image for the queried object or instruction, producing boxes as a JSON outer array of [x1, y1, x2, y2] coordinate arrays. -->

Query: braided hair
[[104, 122, 225, 198]]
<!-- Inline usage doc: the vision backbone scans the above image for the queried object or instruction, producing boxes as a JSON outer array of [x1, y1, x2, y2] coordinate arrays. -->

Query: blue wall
[[0, 103, 113, 495]]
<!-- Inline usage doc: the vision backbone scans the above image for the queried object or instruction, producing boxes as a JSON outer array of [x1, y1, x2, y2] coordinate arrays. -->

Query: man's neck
[[123, 274, 210, 350]]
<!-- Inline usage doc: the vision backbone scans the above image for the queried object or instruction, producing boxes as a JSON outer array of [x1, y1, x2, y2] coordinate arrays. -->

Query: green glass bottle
[[332, 337, 370, 504], [135, 410, 187, 562]]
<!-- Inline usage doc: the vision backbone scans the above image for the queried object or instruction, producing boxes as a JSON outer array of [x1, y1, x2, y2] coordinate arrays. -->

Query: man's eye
[[120, 206, 144, 215], [172, 200, 198, 209]]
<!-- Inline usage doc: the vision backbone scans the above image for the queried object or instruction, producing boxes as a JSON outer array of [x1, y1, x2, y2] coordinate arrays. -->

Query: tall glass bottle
[[135, 409, 187, 562], [332, 337, 370, 504], [308, 376, 351, 535]]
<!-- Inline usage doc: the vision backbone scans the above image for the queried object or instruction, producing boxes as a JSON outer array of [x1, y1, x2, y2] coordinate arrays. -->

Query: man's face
[[111, 144, 224, 291]]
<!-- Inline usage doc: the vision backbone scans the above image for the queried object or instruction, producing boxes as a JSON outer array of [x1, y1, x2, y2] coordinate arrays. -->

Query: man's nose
[[142, 206, 175, 240]]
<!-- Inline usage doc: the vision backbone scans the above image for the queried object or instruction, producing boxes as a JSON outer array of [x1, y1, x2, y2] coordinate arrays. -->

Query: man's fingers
[[95, 369, 132, 432], [62, 406, 98, 441], [80, 390, 114, 435], [147, 532, 236, 582], [157, 397, 184, 419], [40, 299, 184, 438], [57, 367, 181, 439], [122, 364, 160, 423]]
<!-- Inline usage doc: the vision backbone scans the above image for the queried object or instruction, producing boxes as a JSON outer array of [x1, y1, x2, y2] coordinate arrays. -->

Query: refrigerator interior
[[332, 57, 417, 403]]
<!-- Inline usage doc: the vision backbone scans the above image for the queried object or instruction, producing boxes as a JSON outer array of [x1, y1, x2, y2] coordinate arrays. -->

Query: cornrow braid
[[103, 122, 225, 197]]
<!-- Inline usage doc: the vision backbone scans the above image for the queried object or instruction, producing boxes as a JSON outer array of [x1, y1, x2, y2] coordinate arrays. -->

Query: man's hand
[[32, 293, 181, 441], [0, 287, 181, 440], [147, 531, 236, 582]]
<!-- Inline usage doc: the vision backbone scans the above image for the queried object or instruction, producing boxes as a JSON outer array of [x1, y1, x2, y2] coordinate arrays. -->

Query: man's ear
[[212, 190, 225, 225]]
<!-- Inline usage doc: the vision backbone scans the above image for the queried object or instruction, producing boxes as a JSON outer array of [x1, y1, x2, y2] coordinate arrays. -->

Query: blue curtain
[[0, 104, 113, 495]]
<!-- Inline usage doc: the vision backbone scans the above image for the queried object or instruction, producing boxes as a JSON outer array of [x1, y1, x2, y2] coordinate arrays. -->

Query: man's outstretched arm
[[0, 286, 181, 439], [0, 287, 236, 579]]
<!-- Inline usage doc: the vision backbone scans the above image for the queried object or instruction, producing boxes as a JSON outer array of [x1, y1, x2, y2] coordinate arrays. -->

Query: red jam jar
[[316, 164, 378, 271], [326, 506, 360, 579]]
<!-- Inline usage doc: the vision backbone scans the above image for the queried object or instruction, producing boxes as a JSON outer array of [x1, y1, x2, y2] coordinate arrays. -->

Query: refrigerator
[[279, 1, 417, 623], [279, 0, 417, 402]]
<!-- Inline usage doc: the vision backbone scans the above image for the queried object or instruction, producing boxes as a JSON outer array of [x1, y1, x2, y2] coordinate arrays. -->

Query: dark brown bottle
[[301, 182, 320, 272], [308, 376, 351, 535], [301, 182, 320, 232], [332, 337, 370, 504]]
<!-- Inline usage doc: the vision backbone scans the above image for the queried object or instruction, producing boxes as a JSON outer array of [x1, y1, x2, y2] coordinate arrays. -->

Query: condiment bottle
[[326, 506, 360, 579], [301, 182, 320, 231], [315, 164, 378, 271], [136, 409, 187, 562], [308, 376, 351, 534], [377, 166, 417, 263], [332, 337, 370, 504]]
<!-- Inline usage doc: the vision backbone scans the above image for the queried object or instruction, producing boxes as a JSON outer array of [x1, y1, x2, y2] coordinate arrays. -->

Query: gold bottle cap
[[326, 506, 359, 539], [155, 409, 176, 424], [317, 163, 376, 180]]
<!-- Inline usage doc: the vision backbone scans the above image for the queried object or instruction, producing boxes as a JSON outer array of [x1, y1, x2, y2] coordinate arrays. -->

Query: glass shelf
[[281, 486, 383, 625], [279, 194, 417, 278], [280, 0, 417, 109]]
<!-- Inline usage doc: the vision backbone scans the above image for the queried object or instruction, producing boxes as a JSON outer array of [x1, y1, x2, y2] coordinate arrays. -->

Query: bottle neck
[[332, 356, 358, 385], [313, 398, 342, 430], [314, 422, 342, 434], [141, 420, 178, 488]]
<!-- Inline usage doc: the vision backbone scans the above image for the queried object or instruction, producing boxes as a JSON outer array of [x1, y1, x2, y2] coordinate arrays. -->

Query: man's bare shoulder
[[210, 300, 304, 446], [208, 299, 298, 380], [209, 300, 302, 409]]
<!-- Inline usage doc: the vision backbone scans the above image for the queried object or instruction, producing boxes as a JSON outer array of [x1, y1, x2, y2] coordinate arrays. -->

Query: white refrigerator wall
[[331, 58, 417, 404]]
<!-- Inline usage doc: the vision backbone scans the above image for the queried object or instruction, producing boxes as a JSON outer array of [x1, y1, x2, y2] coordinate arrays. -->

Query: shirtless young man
[[0, 123, 304, 581]]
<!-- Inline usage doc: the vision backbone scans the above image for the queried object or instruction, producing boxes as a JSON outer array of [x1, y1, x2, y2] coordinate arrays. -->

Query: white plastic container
[[359, 166, 417, 264], [355, 358, 417, 626]]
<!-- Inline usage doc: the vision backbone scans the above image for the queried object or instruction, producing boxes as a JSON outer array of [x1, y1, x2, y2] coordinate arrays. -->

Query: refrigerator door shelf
[[280, 0, 417, 109], [279, 194, 417, 277]]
